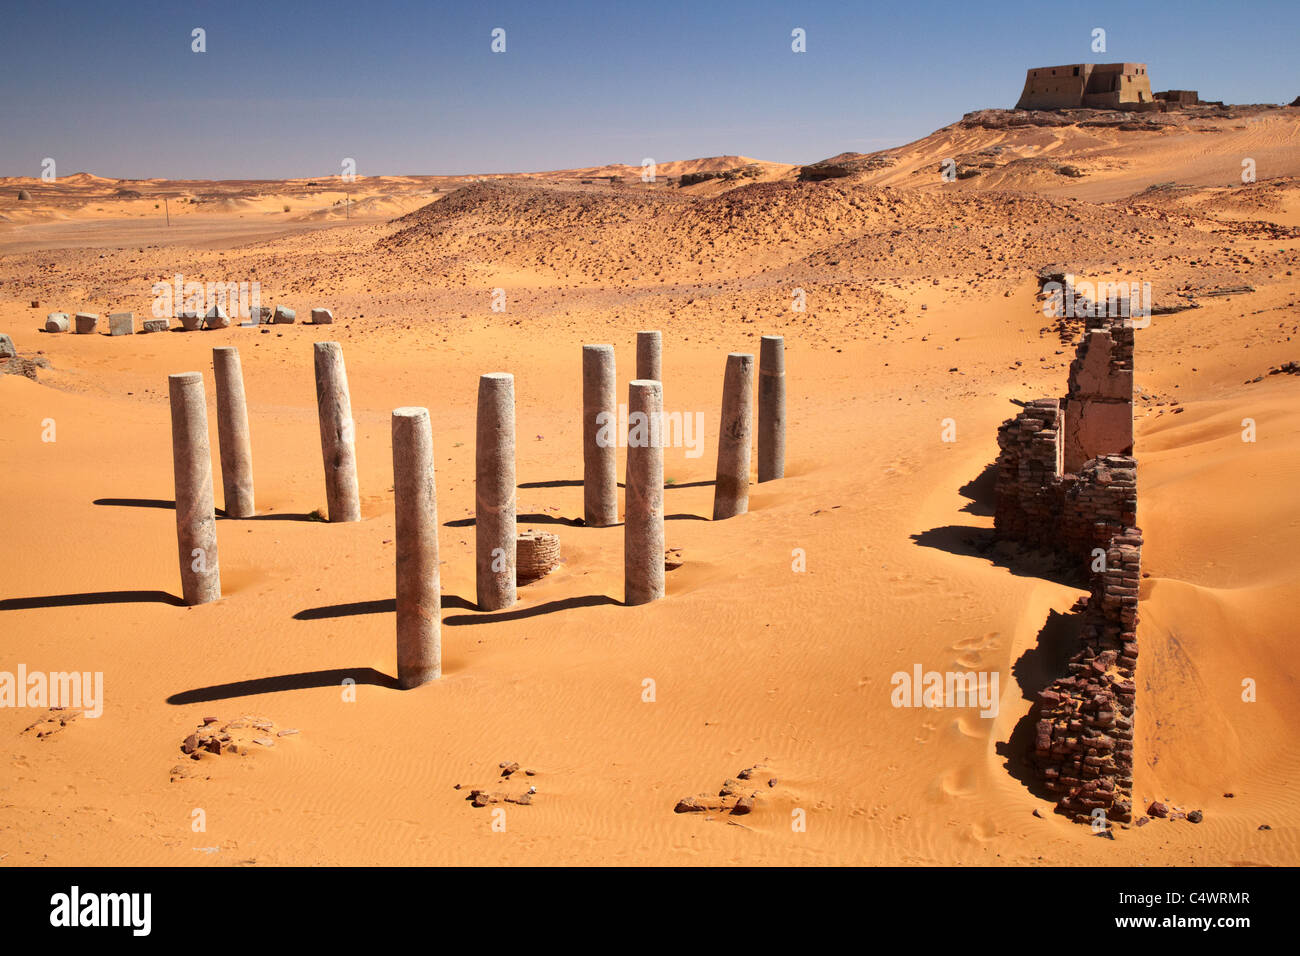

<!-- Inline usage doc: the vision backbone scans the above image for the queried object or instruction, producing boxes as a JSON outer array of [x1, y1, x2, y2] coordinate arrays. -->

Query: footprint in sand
[[950, 631, 1001, 668], [913, 715, 940, 745], [882, 455, 919, 477], [936, 766, 979, 799], [967, 820, 998, 842]]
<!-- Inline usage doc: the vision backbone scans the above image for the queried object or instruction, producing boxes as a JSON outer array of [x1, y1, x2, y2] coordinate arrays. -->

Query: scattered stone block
[[179, 311, 202, 332], [74, 313, 98, 334], [108, 312, 134, 336], [45, 312, 70, 333], [202, 305, 230, 330], [0, 334, 15, 358], [141, 318, 169, 333], [311, 308, 333, 325], [249, 306, 272, 325], [272, 306, 295, 324]]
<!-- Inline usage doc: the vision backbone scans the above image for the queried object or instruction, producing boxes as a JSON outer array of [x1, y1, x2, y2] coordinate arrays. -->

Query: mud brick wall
[[994, 398, 1062, 550], [1031, 530, 1141, 824], [1058, 455, 1138, 562], [993, 307, 1142, 826], [1063, 315, 1135, 473]]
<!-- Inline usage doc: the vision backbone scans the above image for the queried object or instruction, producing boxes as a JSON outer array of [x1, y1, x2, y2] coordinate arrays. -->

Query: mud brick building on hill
[[1015, 63, 1198, 112]]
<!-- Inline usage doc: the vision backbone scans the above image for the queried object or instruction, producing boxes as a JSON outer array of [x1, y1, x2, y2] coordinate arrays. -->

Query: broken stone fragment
[[44, 313, 70, 333], [203, 305, 230, 330], [499, 761, 519, 776], [674, 796, 708, 813], [311, 308, 333, 325], [732, 795, 755, 815], [181, 734, 199, 754], [74, 313, 98, 334], [272, 306, 295, 324], [141, 318, 169, 333]]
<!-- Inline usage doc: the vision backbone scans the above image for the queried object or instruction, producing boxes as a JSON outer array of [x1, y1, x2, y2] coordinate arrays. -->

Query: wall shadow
[[167, 667, 398, 704], [995, 605, 1086, 804], [443, 593, 616, 625], [0, 589, 185, 610], [957, 461, 997, 517], [910, 525, 1080, 587]]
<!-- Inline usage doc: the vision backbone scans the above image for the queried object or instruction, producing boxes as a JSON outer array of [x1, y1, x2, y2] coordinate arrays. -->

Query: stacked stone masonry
[[994, 311, 1141, 826]]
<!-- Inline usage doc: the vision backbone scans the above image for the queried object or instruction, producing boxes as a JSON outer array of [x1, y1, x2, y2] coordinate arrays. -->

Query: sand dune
[[1, 111, 1298, 865]]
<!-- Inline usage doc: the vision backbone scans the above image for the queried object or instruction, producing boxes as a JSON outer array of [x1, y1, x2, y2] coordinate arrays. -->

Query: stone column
[[758, 335, 785, 482], [636, 330, 662, 382], [476, 372, 516, 611], [624, 379, 665, 606], [392, 407, 441, 687], [212, 347, 255, 518], [168, 372, 221, 605], [582, 344, 618, 527], [314, 342, 361, 522], [712, 352, 754, 520]]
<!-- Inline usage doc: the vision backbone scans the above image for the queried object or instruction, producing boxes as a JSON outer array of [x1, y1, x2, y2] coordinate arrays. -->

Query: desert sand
[[1, 105, 1298, 865]]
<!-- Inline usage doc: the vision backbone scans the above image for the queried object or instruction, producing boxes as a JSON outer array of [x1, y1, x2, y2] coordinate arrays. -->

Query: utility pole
[[165, 196, 170, 226]]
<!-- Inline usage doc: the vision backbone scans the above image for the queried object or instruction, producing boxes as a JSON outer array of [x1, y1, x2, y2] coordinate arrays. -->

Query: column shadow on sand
[[517, 478, 713, 490], [166, 667, 399, 704], [442, 593, 617, 625], [93, 498, 320, 521], [445, 513, 586, 528], [293, 594, 476, 620], [0, 589, 185, 610]]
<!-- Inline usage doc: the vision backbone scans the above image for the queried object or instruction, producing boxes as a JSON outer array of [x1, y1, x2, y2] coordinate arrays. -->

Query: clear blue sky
[[1, 0, 1295, 180]]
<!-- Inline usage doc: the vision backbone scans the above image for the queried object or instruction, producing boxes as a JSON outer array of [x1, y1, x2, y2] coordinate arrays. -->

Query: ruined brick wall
[[1059, 455, 1137, 562], [994, 398, 1062, 551], [1062, 315, 1134, 473], [1031, 530, 1141, 824], [992, 309, 1142, 827]]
